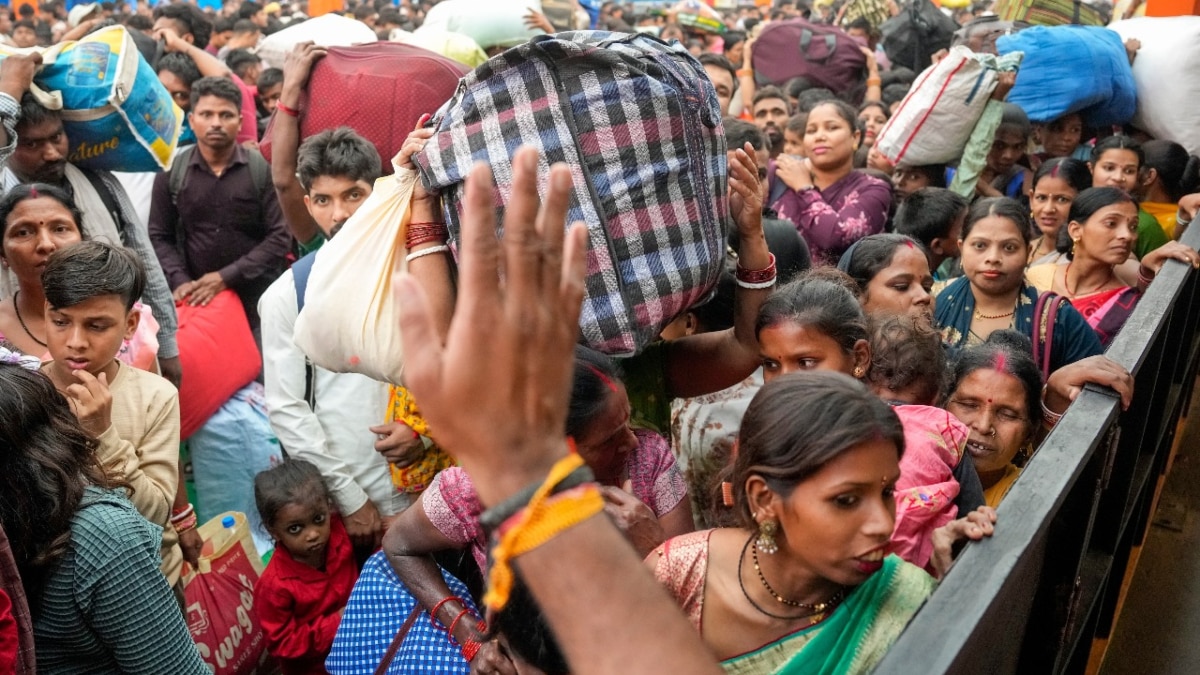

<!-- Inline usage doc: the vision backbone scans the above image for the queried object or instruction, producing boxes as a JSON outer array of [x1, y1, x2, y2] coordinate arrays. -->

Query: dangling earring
[[1072, 238, 1080, 257], [757, 519, 779, 555]]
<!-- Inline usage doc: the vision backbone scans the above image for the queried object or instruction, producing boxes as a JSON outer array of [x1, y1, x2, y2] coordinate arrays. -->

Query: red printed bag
[[182, 512, 276, 675]]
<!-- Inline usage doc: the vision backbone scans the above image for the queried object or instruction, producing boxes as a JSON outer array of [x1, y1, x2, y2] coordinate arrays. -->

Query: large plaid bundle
[[415, 31, 729, 356]]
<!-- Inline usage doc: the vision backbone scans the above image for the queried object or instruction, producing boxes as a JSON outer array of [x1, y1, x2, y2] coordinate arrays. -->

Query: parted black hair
[[153, 3, 212, 49], [43, 240, 145, 313], [756, 272, 867, 354], [253, 459, 329, 531], [295, 127, 383, 193], [731, 371, 905, 528], [893, 189, 968, 248]]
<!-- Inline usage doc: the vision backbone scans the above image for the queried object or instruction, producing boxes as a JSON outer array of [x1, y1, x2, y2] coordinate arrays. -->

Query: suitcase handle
[[798, 29, 837, 65]]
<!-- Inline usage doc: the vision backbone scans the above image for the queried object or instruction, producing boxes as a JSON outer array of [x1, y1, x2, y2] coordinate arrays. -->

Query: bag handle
[[373, 603, 424, 675], [798, 29, 837, 64], [1043, 296, 1063, 380], [1032, 291, 1063, 381]]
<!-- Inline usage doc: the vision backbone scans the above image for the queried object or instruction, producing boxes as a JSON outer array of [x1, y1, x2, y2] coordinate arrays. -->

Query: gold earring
[[757, 519, 779, 555], [1072, 238, 1080, 257], [853, 366, 865, 378]]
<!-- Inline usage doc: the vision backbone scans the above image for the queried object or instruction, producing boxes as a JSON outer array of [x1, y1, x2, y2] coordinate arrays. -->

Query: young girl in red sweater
[[254, 460, 358, 675]]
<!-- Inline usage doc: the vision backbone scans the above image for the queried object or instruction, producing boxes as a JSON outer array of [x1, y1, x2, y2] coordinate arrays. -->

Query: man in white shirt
[[259, 124, 415, 551]]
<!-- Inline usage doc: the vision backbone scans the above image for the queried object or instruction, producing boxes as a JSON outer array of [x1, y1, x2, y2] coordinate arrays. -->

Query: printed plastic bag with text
[[0, 25, 182, 171], [182, 512, 275, 675], [293, 159, 415, 385]]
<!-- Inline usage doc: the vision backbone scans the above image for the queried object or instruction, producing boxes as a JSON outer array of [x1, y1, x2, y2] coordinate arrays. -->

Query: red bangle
[[173, 512, 198, 533], [406, 222, 449, 250], [276, 102, 300, 118], [446, 608, 472, 644], [736, 253, 777, 284], [428, 596, 463, 629], [461, 619, 487, 661]]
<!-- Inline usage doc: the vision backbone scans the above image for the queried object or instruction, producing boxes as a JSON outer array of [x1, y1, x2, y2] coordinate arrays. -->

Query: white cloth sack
[[257, 13, 378, 69], [875, 46, 1007, 167], [420, 0, 545, 50], [1109, 17, 1200, 156], [394, 28, 489, 68], [293, 162, 414, 385]]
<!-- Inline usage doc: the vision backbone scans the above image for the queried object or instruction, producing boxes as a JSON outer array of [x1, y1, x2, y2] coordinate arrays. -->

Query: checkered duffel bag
[[415, 30, 729, 356]]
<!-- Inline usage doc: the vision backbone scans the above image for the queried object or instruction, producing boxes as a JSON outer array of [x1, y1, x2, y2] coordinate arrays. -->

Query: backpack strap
[[245, 148, 272, 202], [168, 146, 195, 266], [292, 252, 317, 314]]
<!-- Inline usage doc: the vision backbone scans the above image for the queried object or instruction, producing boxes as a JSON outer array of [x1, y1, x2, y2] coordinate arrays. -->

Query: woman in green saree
[[648, 372, 995, 675]]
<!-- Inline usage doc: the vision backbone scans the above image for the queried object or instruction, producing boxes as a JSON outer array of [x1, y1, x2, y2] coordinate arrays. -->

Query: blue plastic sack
[[14, 25, 182, 171], [187, 383, 283, 557], [998, 25, 1136, 127]]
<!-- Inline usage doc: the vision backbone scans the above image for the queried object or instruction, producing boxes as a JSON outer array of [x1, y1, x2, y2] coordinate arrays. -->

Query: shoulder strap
[[291, 253, 318, 408], [292, 252, 317, 313], [168, 147, 195, 264], [374, 603, 424, 675], [246, 148, 272, 202], [168, 146, 194, 206], [1032, 291, 1066, 380], [79, 168, 128, 242]]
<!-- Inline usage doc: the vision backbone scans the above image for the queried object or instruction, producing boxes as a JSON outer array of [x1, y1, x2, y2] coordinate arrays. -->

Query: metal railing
[[876, 225, 1200, 674]]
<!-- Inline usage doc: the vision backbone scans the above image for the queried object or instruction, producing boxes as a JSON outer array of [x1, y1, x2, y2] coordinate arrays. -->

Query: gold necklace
[[974, 307, 1015, 320]]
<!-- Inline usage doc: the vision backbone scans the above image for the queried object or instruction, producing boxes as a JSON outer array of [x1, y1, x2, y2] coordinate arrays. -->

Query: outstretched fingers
[[458, 161, 504, 316], [503, 147, 547, 325], [395, 274, 443, 410]]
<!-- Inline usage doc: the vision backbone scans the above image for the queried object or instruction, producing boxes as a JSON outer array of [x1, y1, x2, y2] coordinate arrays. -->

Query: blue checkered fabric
[[415, 30, 729, 357], [326, 551, 474, 674]]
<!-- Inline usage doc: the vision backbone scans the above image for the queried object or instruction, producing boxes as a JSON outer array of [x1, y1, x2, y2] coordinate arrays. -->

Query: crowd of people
[[0, 0, 1197, 673]]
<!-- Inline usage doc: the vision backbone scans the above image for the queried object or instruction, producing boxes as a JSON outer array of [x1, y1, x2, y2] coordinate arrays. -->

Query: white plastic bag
[[293, 162, 415, 385], [257, 14, 378, 69], [419, 0, 545, 50], [875, 46, 1013, 167], [1109, 17, 1200, 156]]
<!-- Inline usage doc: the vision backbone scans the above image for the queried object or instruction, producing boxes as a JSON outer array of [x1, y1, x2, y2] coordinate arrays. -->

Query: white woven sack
[[257, 14, 378, 69], [293, 161, 414, 385], [874, 46, 999, 167], [1110, 17, 1200, 157]]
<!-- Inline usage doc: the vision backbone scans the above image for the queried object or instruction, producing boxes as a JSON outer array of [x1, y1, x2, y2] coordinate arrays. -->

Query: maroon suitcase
[[752, 19, 868, 96], [260, 43, 467, 174]]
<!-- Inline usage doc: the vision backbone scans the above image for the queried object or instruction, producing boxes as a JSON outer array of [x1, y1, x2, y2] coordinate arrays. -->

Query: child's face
[[259, 84, 282, 115], [783, 129, 805, 157], [45, 294, 138, 381], [269, 498, 332, 568]]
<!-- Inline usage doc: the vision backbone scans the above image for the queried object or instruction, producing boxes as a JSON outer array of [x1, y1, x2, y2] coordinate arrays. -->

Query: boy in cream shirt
[[40, 241, 189, 593]]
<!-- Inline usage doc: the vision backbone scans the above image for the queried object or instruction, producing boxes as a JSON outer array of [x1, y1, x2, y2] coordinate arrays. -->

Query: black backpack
[[881, 0, 960, 72]]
